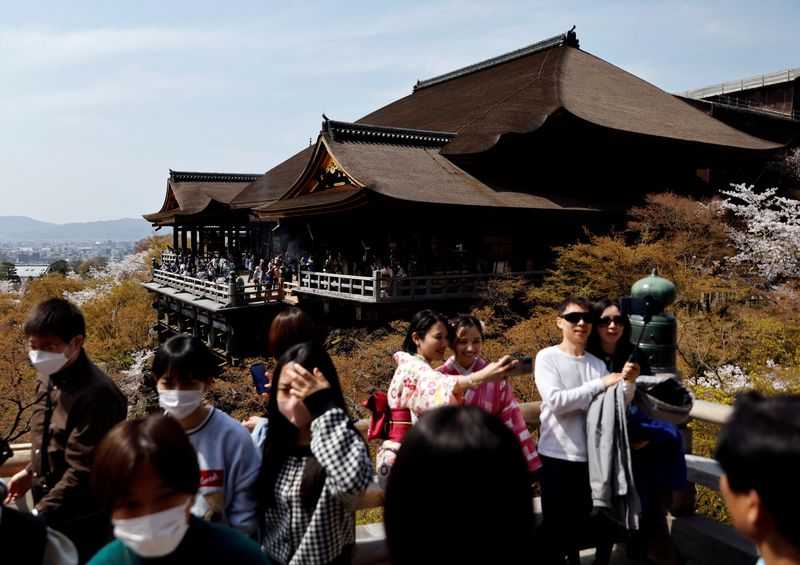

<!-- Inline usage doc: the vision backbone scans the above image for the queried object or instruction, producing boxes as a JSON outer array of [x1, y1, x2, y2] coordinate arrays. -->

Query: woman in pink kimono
[[436, 315, 542, 480], [372, 310, 514, 489]]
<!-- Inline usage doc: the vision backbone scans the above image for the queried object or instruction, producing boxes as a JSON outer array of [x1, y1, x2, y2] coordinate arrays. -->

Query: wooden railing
[[151, 269, 284, 306], [1, 400, 735, 508], [161, 249, 178, 264], [352, 398, 732, 511], [296, 270, 545, 303], [297, 272, 379, 302]]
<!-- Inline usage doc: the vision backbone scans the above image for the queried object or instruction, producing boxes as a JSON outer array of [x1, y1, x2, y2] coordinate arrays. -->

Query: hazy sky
[[1, 0, 797, 224]]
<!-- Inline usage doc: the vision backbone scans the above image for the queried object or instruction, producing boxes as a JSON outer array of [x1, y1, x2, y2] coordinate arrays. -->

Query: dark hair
[[448, 315, 484, 345], [92, 415, 200, 515], [151, 335, 220, 386], [716, 392, 800, 547], [587, 298, 631, 357], [586, 298, 652, 374], [260, 342, 354, 513], [556, 295, 592, 316], [24, 298, 86, 343], [385, 405, 536, 564], [402, 309, 449, 354], [268, 307, 320, 359]]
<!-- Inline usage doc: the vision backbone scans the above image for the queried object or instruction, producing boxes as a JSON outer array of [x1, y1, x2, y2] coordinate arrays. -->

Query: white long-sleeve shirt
[[535, 345, 613, 462]]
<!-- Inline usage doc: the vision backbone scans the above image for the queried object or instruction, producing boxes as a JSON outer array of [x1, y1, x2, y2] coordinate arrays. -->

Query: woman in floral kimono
[[436, 315, 542, 480], [373, 309, 514, 489]]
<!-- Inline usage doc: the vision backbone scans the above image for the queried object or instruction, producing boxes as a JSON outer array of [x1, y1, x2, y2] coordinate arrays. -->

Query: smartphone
[[249, 363, 270, 394], [505, 356, 533, 378]]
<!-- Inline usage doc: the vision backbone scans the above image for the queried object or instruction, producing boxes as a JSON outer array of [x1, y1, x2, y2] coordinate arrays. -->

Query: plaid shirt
[[264, 390, 373, 564]]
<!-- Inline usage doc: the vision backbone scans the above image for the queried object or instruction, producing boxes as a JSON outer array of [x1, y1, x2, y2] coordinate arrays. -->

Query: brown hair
[[91, 415, 200, 514], [268, 307, 319, 359]]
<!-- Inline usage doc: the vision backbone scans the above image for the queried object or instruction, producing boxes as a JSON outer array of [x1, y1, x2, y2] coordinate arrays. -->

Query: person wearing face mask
[[4, 298, 127, 563], [87, 415, 268, 564], [150, 336, 261, 538], [260, 342, 373, 565]]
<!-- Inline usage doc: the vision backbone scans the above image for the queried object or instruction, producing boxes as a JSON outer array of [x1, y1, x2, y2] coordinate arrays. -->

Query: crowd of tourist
[[155, 244, 508, 289], [2, 296, 798, 564]]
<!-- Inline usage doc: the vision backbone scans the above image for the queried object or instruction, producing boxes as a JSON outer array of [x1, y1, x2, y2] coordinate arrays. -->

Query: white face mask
[[28, 349, 70, 376], [158, 386, 204, 420], [112, 502, 190, 558]]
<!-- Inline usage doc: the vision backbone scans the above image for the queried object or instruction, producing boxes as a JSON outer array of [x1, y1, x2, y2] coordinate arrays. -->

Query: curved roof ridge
[[169, 170, 261, 183], [413, 27, 578, 91], [322, 118, 456, 147]]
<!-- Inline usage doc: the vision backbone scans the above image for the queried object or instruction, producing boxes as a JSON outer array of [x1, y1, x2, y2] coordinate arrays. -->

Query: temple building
[[143, 28, 791, 361]]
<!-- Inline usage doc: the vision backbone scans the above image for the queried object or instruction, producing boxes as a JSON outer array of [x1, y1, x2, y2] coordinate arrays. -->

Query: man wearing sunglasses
[[534, 295, 639, 564]]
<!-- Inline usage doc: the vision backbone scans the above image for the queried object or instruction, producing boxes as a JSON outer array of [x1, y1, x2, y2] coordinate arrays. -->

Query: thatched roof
[[143, 171, 260, 224], [358, 30, 781, 155], [149, 29, 783, 223], [253, 124, 594, 219]]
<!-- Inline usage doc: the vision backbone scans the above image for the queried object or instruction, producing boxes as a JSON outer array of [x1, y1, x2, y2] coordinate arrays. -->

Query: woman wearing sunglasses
[[586, 298, 648, 377], [587, 298, 684, 561]]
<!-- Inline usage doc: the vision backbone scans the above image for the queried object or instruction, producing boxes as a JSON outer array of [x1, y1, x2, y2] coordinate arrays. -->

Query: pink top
[[437, 356, 542, 473]]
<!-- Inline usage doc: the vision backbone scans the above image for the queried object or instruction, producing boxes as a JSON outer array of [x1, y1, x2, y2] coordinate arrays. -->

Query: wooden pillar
[[198, 229, 205, 257], [192, 307, 200, 338], [172, 226, 179, 250], [190, 228, 197, 254], [176, 307, 186, 333], [207, 324, 216, 350], [180, 227, 188, 252]]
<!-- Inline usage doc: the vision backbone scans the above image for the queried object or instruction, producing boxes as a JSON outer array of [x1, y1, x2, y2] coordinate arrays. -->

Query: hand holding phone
[[249, 363, 270, 395], [504, 356, 533, 378]]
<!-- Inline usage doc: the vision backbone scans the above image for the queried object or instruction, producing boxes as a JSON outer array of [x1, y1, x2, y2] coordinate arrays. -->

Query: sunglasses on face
[[598, 315, 627, 327], [560, 312, 594, 324]]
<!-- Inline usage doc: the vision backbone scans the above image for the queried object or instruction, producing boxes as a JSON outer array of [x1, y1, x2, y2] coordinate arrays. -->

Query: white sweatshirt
[[186, 407, 261, 536], [534, 346, 611, 462]]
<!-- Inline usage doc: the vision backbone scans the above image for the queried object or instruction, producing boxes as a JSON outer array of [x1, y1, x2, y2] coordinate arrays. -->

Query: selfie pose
[[373, 309, 514, 489], [436, 315, 542, 477]]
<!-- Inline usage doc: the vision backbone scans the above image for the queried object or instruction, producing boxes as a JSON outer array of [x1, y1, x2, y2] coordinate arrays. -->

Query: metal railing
[[679, 67, 800, 100]]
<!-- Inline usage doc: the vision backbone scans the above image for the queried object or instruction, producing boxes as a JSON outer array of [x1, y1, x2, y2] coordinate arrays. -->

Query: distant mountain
[[0, 216, 160, 242]]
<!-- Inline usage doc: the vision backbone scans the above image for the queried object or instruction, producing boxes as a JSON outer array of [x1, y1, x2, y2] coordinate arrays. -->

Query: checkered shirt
[[263, 393, 373, 564]]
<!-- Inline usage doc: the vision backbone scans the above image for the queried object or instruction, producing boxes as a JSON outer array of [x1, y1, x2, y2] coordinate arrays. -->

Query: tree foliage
[[0, 251, 159, 442], [720, 183, 800, 285], [49, 259, 70, 276], [1, 262, 20, 283]]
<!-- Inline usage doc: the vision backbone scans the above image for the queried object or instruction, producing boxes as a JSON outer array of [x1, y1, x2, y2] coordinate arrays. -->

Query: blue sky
[[1, 0, 797, 223]]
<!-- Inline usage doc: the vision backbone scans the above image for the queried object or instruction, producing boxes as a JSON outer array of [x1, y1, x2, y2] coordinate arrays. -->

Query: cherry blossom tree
[[720, 183, 800, 285]]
